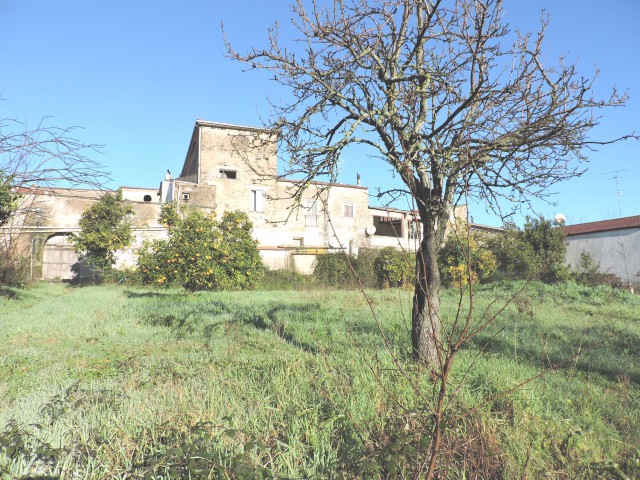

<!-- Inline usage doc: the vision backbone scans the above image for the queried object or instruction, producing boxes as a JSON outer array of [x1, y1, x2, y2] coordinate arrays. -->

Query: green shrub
[[488, 217, 570, 284], [313, 247, 414, 289], [137, 207, 264, 292], [0, 256, 30, 288], [352, 247, 379, 288], [438, 225, 496, 287], [573, 251, 622, 287], [373, 247, 413, 288], [313, 252, 358, 287], [0, 173, 20, 228], [257, 268, 318, 290]]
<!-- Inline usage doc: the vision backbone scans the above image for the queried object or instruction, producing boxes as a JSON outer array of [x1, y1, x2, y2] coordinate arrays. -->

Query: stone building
[[3, 119, 467, 280]]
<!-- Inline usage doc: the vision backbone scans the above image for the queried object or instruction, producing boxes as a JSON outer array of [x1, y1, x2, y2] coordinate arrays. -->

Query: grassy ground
[[0, 282, 639, 479]]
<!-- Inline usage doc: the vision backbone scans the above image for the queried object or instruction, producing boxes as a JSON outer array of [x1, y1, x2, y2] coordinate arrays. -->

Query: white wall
[[565, 228, 640, 286]]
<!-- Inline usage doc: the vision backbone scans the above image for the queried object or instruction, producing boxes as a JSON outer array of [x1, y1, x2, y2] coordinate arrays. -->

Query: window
[[343, 202, 354, 218], [304, 199, 318, 227], [143, 194, 152, 202], [373, 215, 403, 237], [249, 189, 264, 212], [219, 169, 237, 179]]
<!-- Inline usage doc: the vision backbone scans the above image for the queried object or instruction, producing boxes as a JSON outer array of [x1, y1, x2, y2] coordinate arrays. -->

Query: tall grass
[[1, 281, 638, 478]]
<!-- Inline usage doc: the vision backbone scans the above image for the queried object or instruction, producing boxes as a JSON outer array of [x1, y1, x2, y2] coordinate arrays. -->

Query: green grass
[[1, 281, 639, 479]]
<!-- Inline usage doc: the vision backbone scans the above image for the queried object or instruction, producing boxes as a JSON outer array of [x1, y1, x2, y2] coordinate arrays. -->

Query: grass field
[[1, 281, 639, 479]]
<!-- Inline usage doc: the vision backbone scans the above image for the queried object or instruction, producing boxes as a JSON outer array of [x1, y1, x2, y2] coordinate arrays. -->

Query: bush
[[313, 252, 358, 287], [0, 173, 20, 228], [573, 251, 622, 287], [0, 256, 30, 288], [373, 247, 413, 288], [438, 226, 496, 287], [137, 207, 264, 292], [352, 248, 380, 288], [312, 247, 413, 289], [488, 217, 570, 284], [257, 269, 318, 290]]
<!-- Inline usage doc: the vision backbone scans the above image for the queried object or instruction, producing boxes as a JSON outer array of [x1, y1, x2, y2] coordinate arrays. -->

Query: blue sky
[[1, 0, 638, 226]]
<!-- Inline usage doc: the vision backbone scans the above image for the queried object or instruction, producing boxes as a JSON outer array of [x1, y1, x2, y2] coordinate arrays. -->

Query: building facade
[[3, 120, 467, 279], [563, 215, 640, 288]]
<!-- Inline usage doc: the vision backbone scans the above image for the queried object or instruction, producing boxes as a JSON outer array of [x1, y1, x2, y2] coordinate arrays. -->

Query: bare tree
[[0, 111, 109, 284], [226, 0, 634, 364], [0, 116, 108, 195]]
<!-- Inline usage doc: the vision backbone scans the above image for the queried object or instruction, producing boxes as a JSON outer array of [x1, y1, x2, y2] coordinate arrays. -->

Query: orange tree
[[137, 206, 263, 292]]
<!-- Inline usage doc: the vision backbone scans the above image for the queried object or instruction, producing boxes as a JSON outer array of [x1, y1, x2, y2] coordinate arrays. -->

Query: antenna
[[603, 170, 628, 217]]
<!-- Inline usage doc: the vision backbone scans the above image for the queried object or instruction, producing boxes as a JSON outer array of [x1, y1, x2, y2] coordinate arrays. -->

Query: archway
[[41, 234, 79, 280]]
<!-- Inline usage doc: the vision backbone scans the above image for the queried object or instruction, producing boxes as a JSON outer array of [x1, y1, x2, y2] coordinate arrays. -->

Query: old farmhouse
[[4, 120, 467, 280]]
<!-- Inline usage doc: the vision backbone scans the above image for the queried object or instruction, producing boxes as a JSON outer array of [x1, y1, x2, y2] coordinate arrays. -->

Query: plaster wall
[[121, 187, 160, 204], [263, 181, 371, 250], [197, 125, 277, 214], [565, 228, 640, 285], [4, 191, 166, 279]]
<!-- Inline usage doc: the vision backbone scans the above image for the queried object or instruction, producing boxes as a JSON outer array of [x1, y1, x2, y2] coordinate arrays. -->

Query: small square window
[[343, 202, 354, 218], [219, 169, 237, 179]]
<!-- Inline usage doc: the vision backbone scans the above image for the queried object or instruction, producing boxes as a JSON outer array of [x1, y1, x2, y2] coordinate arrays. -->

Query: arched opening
[[143, 194, 152, 202], [42, 234, 78, 280]]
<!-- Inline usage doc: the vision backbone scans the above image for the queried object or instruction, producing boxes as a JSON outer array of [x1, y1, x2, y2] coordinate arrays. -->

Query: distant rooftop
[[195, 119, 271, 133], [562, 215, 640, 236]]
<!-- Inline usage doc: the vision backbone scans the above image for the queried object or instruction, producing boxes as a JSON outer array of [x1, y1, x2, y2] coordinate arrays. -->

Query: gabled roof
[[562, 215, 640, 236]]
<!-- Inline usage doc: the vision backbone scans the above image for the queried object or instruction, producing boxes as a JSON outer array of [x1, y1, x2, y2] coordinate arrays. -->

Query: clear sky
[[1, 0, 638, 226]]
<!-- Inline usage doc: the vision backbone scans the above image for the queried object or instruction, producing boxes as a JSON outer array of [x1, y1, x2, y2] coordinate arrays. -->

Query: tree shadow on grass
[[123, 290, 186, 299], [236, 303, 323, 354], [472, 321, 640, 385], [0, 286, 21, 299], [134, 295, 325, 354]]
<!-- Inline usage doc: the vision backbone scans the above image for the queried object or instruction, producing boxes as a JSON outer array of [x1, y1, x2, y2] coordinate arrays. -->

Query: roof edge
[[562, 215, 640, 236], [195, 119, 271, 133]]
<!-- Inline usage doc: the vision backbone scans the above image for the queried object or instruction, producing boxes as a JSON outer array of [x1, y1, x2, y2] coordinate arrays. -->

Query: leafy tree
[[438, 226, 496, 287], [137, 206, 263, 292], [488, 217, 569, 283], [227, 0, 633, 364], [72, 190, 134, 274]]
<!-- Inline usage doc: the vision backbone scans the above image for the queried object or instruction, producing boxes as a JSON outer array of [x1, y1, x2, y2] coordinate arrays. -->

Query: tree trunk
[[412, 227, 443, 366]]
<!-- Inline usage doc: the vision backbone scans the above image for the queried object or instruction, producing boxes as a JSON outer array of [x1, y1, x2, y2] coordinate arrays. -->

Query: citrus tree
[[72, 189, 134, 275], [138, 206, 263, 292]]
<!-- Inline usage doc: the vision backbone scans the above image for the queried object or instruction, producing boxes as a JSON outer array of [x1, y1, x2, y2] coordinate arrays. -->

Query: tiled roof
[[562, 215, 640, 236]]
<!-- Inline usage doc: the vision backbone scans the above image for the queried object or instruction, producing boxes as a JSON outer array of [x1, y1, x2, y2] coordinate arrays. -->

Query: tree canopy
[[137, 206, 264, 292], [72, 190, 134, 274], [227, 0, 634, 365]]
